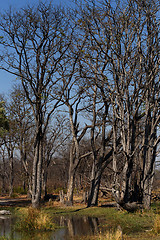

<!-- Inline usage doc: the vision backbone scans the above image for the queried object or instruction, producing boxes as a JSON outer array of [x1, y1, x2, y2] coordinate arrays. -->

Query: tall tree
[[8, 84, 34, 194], [0, 101, 9, 136], [77, 0, 160, 210], [0, 3, 73, 207], [0, 99, 9, 194], [42, 115, 71, 197]]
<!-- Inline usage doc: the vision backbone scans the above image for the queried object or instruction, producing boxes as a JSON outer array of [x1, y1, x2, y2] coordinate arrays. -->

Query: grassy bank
[[1, 201, 160, 239], [44, 202, 160, 239]]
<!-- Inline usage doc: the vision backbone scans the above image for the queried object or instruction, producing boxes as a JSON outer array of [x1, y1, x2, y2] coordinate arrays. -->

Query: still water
[[0, 214, 101, 240]]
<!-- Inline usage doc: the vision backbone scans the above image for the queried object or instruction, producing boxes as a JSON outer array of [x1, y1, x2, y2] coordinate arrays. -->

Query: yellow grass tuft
[[16, 207, 56, 231], [97, 227, 123, 240]]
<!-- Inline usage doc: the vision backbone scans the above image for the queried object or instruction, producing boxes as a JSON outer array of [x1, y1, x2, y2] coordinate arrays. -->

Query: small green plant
[[16, 207, 56, 231], [10, 193, 19, 198], [54, 187, 67, 194], [13, 186, 27, 195]]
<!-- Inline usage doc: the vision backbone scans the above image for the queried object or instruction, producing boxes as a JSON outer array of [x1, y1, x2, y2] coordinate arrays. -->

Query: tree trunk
[[32, 134, 43, 208], [142, 178, 153, 209], [1, 175, 6, 194], [27, 177, 32, 198], [88, 164, 102, 207], [60, 190, 65, 204], [67, 171, 75, 205], [66, 140, 79, 206], [142, 146, 156, 209], [42, 168, 48, 198], [2, 152, 6, 194], [9, 151, 14, 197]]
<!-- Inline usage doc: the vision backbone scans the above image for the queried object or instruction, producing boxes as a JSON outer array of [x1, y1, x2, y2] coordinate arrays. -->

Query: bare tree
[[107, 0, 160, 210], [8, 84, 34, 194], [42, 115, 71, 197], [52, 21, 95, 205], [0, 3, 73, 207], [76, 0, 160, 210], [0, 144, 8, 194]]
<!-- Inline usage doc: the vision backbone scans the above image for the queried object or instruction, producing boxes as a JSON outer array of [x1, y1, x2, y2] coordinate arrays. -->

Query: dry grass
[[73, 227, 125, 240], [153, 215, 160, 234], [16, 207, 56, 231], [97, 227, 123, 240]]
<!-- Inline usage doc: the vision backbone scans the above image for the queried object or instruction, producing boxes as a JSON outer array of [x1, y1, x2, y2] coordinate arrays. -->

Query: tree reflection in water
[[57, 215, 99, 237], [0, 214, 101, 240]]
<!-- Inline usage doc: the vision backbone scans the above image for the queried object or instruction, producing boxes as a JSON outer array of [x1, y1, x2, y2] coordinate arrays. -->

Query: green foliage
[[0, 238, 12, 240], [0, 101, 9, 136], [13, 186, 28, 195], [0, 238, 9, 240], [9, 193, 19, 199], [54, 187, 67, 194], [16, 207, 56, 232]]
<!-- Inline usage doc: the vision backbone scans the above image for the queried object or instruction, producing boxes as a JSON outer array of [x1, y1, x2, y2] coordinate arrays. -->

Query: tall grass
[[97, 227, 123, 240], [153, 214, 160, 234], [16, 207, 56, 231]]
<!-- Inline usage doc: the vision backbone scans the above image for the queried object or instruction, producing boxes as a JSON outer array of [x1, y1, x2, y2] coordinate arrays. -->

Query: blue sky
[[0, 0, 74, 95]]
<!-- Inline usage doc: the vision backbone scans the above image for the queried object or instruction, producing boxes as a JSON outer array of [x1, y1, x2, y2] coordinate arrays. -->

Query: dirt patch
[[0, 197, 31, 207]]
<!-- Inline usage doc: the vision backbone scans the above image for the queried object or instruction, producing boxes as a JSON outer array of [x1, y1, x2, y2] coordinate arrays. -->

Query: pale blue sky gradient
[[0, 0, 74, 95]]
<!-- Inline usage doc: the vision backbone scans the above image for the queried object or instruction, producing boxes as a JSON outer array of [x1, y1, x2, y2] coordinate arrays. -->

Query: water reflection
[[0, 214, 100, 240], [0, 216, 12, 238], [52, 215, 99, 239]]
